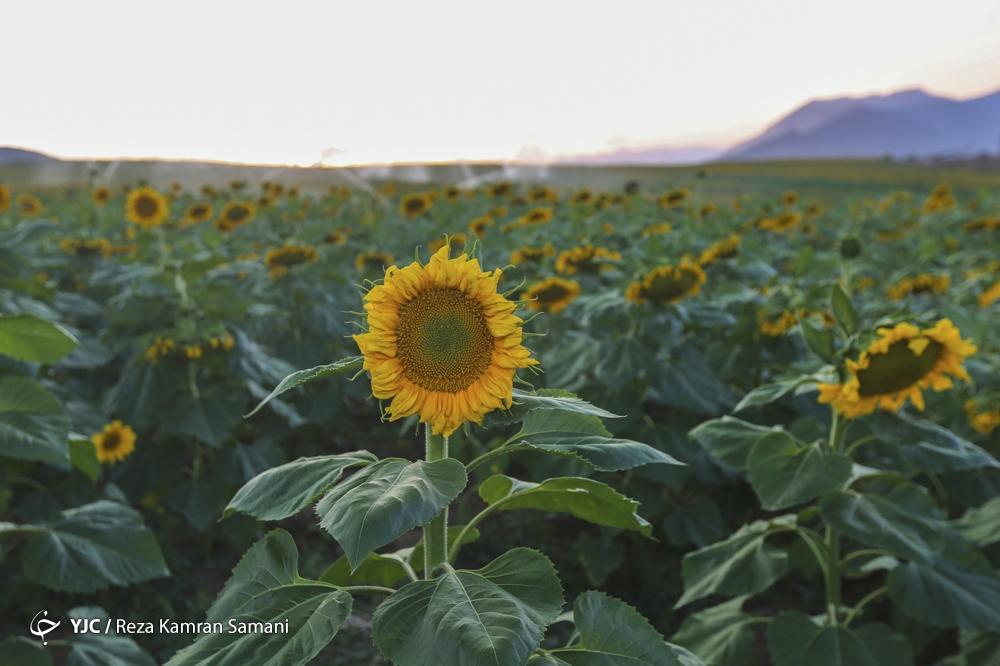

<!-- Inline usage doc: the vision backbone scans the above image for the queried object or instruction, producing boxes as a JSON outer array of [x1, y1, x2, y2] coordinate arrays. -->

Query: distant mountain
[[0, 146, 58, 164], [723, 88, 1000, 161], [556, 144, 722, 165]]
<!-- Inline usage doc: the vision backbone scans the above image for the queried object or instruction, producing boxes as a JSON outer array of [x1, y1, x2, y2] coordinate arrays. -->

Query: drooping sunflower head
[[17, 194, 44, 218], [759, 211, 801, 233], [92, 187, 112, 206], [400, 193, 432, 218], [265, 244, 318, 278], [555, 245, 621, 275], [698, 234, 741, 266], [355, 251, 394, 273], [510, 243, 555, 266], [0, 184, 9, 212], [468, 215, 494, 238], [529, 185, 558, 203], [886, 273, 950, 300], [60, 237, 111, 258], [182, 202, 214, 226], [91, 420, 137, 464], [488, 181, 513, 198], [354, 246, 537, 436], [964, 399, 1000, 435], [962, 217, 1000, 234], [758, 310, 798, 337], [818, 319, 977, 418], [923, 182, 955, 214], [215, 201, 256, 232], [125, 187, 169, 228], [523, 277, 581, 313], [626, 259, 706, 305]]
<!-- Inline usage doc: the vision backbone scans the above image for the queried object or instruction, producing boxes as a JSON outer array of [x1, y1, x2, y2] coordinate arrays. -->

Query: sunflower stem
[[824, 412, 847, 625], [423, 426, 449, 579]]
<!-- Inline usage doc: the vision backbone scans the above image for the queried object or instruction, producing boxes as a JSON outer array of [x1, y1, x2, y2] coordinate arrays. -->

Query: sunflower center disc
[[534, 284, 570, 305], [101, 432, 121, 451], [396, 287, 493, 393], [644, 270, 697, 303], [856, 338, 943, 396], [135, 195, 159, 217]]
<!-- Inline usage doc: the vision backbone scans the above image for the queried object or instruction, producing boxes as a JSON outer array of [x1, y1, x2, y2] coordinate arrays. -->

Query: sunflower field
[[0, 171, 998, 666]]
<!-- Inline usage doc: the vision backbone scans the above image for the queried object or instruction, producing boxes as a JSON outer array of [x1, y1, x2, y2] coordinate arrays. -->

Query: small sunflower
[[699, 203, 717, 218], [887, 274, 950, 300], [818, 319, 977, 418], [92, 187, 112, 206], [468, 215, 494, 238], [980, 280, 1000, 308], [442, 186, 462, 201], [658, 189, 689, 209], [125, 187, 169, 228], [759, 211, 801, 233], [922, 183, 955, 214], [516, 207, 554, 227], [354, 245, 537, 436], [215, 201, 256, 232], [400, 193, 432, 218], [626, 260, 706, 305], [510, 243, 555, 266], [758, 310, 798, 337], [17, 194, 44, 218], [0, 184, 9, 212], [92, 420, 137, 464], [355, 251, 394, 272], [488, 181, 513, 198], [964, 399, 1000, 435], [181, 202, 214, 226], [184, 344, 203, 360], [699, 234, 741, 265], [569, 188, 593, 205], [145, 336, 176, 363], [529, 185, 558, 203], [523, 277, 581, 313], [265, 244, 318, 278], [555, 245, 621, 275], [782, 190, 799, 206], [60, 237, 111, 258]]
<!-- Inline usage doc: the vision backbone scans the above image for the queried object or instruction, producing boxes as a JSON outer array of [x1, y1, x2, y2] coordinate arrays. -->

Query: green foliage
[[0, 313, 78, 363]]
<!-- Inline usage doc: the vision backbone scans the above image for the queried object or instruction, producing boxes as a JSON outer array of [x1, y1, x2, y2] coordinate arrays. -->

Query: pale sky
[[4, 0, 1000, 165]]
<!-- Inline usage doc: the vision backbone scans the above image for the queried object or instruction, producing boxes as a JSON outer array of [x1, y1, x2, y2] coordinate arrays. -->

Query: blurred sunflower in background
[[523, 276, 581, 313], [125, 186, 169, 228], [215, 201, 256, 232], [0, 184, 9, 212], [965, 399, 1000, 435], [92, 420, 137, 464], [818, 319, 976, 417], [92, 186, 112, 206], [511, 243, 554, 266], [468, 215, 494, 238], [626, 260, 706, 305], [658, 189, 689, 209], [887, 273, 950, 300], [699, 234, 741, 265], [181, 202, 214, 226], [758, 310, 798, 337], [400, 192, 432, 218], [264, 244, 318, 278], [977, 280, 1000, 308], [353, 245, 537, 436], [355, 251, 394, 272], [555, 245, 621, 275], [17, 194, 44, 218]]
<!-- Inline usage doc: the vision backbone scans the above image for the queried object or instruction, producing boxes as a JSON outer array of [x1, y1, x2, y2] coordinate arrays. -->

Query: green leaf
[[166, 530, 353, 665], [245, 356, 363, 418], [954, 497, 1000, 546], [887, 559, 1000, 631], [576, 530, 624, 587], [767, 612, 910, 666], [20, 500, 169, 593], [225, 451, 377, 521], [672, 597, 756, 666], [162, 388, 245, 447], [676, 516, 793, 607], [873, 412, 999, 474], [512, 388, 622, 418], [508, 409, 682, 471], [316, 457, 467, 569], [479, 475, 652, 536], [951, 631, 1000, 666], [831, 284, 858, 335], [820, 490, 948, 563], [747, 432, 851, 510], [69, 436, 101, 482], [545, 591, 695, 665], [0, 314, 78, 363], [372, 548, 564, 666], [66, 607, 156, 666], [0, 637, 52, 666], [801, 319, 836, 362], [689, 417, 777, 470], [734, 376, 810, 412], [0, 376, 70, 468]]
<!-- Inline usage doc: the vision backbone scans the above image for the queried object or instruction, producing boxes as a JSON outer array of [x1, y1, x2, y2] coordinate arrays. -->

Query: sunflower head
[[400, 193, 432, 218], [92, 187, 112, 205], [965, 399, 1000, 435], [354, 246, 537, 436], [658, 189, 690, 209], [182, 202, 214, 226], [782, 190, 799, 206], [886, 274, 950, 300], [759, 211, 801, 233], [215, 201, 256, 232], [510, 244, 555, 266], [0, 184, 9, 212], [92, 420, 137, 464], [818, 319, 977, 418], [488, 181, 513, 198], [518, 207, 554, 227], [758, 310, 798, 337], [626, 260, 706, 305], [569, 188, 593, 205], [555, 245, 621, 275], [469, 215, 494, 238], [17, 194, 44, 218], [529, 185, 558, 203], [523, 277, 581, 314], [125, 187, 169, 228], [265, 244, 318, 278], [979, 280, 1000, 309], [699, 234, 741, 265], [60, 237, 111, 258]]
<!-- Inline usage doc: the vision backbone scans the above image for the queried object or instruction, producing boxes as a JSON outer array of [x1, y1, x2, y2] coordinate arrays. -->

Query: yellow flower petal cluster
[[92, 420, 137, 464], [626, 260, 706, 305]]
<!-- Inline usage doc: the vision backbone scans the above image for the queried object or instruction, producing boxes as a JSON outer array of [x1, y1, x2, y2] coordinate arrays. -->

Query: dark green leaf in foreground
[[317, 457, 467, 569], [66, 606, 156, 666], [676, 515, 794, 607], [954, 497, 1000, 546], [245, 356, 363, 417], [69, 436, 101, 482], [0, 313, 78, 363], [225, 451, 377, 521], [689, 416, 778, 470], [672, 596, 756, 666], [734, 376, 811, 412], [479, 475, 652, 536], [747, 432, 851, 510], [0, 376, 71, 468], [166, 530, 352, 666], [831, 283, 858, 335], [767, 612, 912, 666], [512, 388, 622, 418], [372, 548, 564, 666], [887, 559, 1000, 631], [873, 412, 999, 474], [20, 500, 169, 593]]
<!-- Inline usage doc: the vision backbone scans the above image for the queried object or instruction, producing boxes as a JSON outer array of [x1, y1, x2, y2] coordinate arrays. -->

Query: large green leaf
[[316, 457, 467, 569], [747, 432, 851, 510], [166, 530, 352, 665], [506, 409, 682, 471], [542, 591, 695, 665], [767, 612, 912, 666], [676, 516, 794, 607], [20, 500, 169, 593], [225, 451, 377, 521], [372, 548, 563, 666], [954, 497, 1000, 546], [872, 412, 999, 474], [671, 596, 755, 666], [66, 607, 156, 666], [0, 314, 78, 363], [245, 356, 363, 417], [162, 387, 245, 447], [688, 417, 778, 470], [887, 559, 1000, 631], [0, 376, 70, 468], [831, 284, 858, 334], [949, 631, 1000, 666], [511, 389, 621, 418], [479, 475, 652, 536], [69, 436, 101, 481], [734, 376, 811, 412], [820, 490, 947, 563]]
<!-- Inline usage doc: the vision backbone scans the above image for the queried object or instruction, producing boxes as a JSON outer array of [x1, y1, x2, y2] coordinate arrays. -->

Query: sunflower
[[355, 251, 394, 272], [123, 187, 168, 228], [698, 234, 741, 265], [442, 186, 462, 201], [353, 246, 537, 436], [468, 215, 494, 238], [818, 319, 976, 418], [488, 181, 513, 198], [181, 202, 214, 226], [569, 188, 593, 205], [92, 187, 112, 206], [964, 399, 1000, 435], [517, 207, 554, 226], [145, 337, 176, 363], [0, 184, 9, 212], [265, 244, 318, 278], [886, 274, 950, 300], [510, 243, 555, 266], [529, 185, 558, 203], [400, 193, 432, 218], [758, 310, 798, 337], [962, 217, 1000, 233], [184, 344, 203, 360], [92, 420, 137, 464], [641, 222, 672, 237], [658, 189, 689, 209], [523, 277, 581, 313], [782, 190, 799, 206], [922, 183, 955, 214], [759, 211, 801, 233], [699, 203, 717, 218], [980, 280, 1000, 308], [215, 201, 256, 232], [60, 237, 111, 258], [17, 194, 44, 218], [555, 245, 621, 275], [626, 260, 706, 305]]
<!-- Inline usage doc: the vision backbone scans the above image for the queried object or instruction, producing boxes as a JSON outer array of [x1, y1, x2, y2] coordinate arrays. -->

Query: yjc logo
[[29, 611, 60, 645]]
